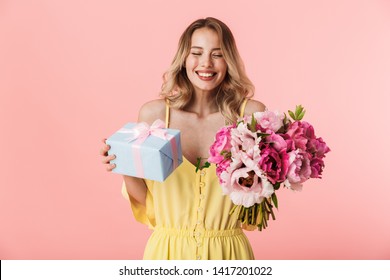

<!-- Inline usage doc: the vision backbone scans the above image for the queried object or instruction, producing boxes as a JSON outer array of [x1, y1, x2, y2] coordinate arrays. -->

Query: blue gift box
[[106, 122, 182, 182]]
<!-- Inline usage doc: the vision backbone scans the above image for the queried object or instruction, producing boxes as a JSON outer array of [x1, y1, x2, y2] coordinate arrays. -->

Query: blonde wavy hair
[[160, 17, 254, 124]]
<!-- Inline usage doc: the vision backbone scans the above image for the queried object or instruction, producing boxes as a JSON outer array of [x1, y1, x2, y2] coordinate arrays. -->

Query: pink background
[[1, 0, 389, 260]]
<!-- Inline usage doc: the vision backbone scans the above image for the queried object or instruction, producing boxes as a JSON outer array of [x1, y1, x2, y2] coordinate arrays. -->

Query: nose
[[201, 55, 213, 68]]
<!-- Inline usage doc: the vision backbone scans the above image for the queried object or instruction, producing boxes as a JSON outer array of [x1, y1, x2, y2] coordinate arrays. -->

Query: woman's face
[[185, 27, 228, 95]]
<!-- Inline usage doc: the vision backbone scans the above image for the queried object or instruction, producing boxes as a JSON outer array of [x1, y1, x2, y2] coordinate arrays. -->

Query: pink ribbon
[[118, 119, 168, 142], [118, 119, 179, 179]]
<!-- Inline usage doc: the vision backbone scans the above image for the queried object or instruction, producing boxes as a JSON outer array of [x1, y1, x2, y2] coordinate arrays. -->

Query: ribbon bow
[[118, 119, 167, 143], [116, 119, 179, 180]]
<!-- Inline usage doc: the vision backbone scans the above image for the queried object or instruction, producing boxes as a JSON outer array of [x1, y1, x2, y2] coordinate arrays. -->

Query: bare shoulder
[[138, 99, 166, 124], [244, 99, 267, 115]]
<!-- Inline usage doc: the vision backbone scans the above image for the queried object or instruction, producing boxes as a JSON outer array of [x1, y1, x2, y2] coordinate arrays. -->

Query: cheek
[[218, 62, 228, 76], [185, 66, 191, 78], [185, 59, 194, 77], [185, 56, 197, 69]]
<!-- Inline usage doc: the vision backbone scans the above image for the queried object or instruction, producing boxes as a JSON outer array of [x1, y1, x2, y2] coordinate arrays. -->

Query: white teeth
[[198, 72, 214, 77]]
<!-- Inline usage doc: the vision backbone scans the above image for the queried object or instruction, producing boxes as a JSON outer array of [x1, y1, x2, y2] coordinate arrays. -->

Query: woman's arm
[[100, 138, 147, 206], [119, 100, 166, 206]]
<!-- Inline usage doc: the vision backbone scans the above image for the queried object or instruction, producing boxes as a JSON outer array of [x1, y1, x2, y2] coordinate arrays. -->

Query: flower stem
[[245, 208, 250, 224], [229, 205, 238, 216], [251, 206, 255, 224]]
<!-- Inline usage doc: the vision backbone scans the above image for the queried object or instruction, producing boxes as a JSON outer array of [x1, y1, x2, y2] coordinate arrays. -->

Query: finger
[[102, 154, 116, 164], [99, 148, 108, 156], [106, 163, 116, 171], [99, 148, 104, 156], [100, 144, 111, 155]]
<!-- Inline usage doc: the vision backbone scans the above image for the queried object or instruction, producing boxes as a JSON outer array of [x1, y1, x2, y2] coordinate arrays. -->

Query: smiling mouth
[[196, 71, 216, 79]]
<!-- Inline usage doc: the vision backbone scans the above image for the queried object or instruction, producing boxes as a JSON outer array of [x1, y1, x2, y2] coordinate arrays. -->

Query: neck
[[185, 89, 219, 117]]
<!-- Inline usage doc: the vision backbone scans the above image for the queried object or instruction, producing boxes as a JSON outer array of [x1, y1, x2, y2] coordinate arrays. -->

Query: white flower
[[228, 170, 275, 207], [253, 110, 284, 132]]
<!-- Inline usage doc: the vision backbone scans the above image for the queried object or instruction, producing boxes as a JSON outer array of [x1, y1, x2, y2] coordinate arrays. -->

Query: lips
[[196, 71, 217, 80]]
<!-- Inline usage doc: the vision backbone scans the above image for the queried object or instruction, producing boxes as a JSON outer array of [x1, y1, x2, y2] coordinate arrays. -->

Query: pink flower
[[285, 150, 312, 190], [253, 110, 284, 132], [219, 156, 244, 194], [232, 142, 262, 173], [228, 167, 274, 207], [310, 157, 325, 178], [208, 126, 233, 164], [265, 132, 288, 152], [307, 137, 331, 158], [258, 142, 289, 184], [219, 171, 232, 194], [286, 121, 315, 151], [230, 122, 258, 147], [216, 158, 232, 178], [280, 133, 295, 152]]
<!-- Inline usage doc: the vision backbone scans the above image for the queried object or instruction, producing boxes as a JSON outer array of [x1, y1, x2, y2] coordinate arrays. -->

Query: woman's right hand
[[100, 138, 116, 171], [100, 138, 146, 205]]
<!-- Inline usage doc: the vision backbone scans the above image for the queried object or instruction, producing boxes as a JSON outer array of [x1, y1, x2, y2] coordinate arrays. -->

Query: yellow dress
[[121, 99, 254, 260]]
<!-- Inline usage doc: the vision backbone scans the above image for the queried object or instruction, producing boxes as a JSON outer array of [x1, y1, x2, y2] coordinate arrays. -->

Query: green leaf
[[295, 105, 303, 116], [195, 157, 201, 173], [195, 158, 211, 172], [297, 109, 306, 120], [288, 110, 295, 120], [258, 133, 271, 138], [280, 113, 290, 132], [221, 151, 232, 159], [249, 113, 257, 132], [283, 113, 289, 123], [271, 193, 278, 209], [292, 105, 306, 120]]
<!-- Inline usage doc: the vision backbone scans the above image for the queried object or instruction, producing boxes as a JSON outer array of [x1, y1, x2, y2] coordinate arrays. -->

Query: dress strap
[[239, 98, 249, 118], [165, 99, 170, 128]]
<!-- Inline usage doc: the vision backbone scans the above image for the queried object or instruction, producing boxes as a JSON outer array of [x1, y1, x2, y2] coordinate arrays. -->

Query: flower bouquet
[[200, 105, 330, 231]]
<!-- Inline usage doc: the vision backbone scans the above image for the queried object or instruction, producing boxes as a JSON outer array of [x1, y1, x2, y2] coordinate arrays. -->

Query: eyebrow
[[191, 46, 222, 51]]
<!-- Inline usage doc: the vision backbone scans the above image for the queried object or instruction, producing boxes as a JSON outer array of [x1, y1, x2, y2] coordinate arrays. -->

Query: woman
[[101, 17, 266, 260]]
